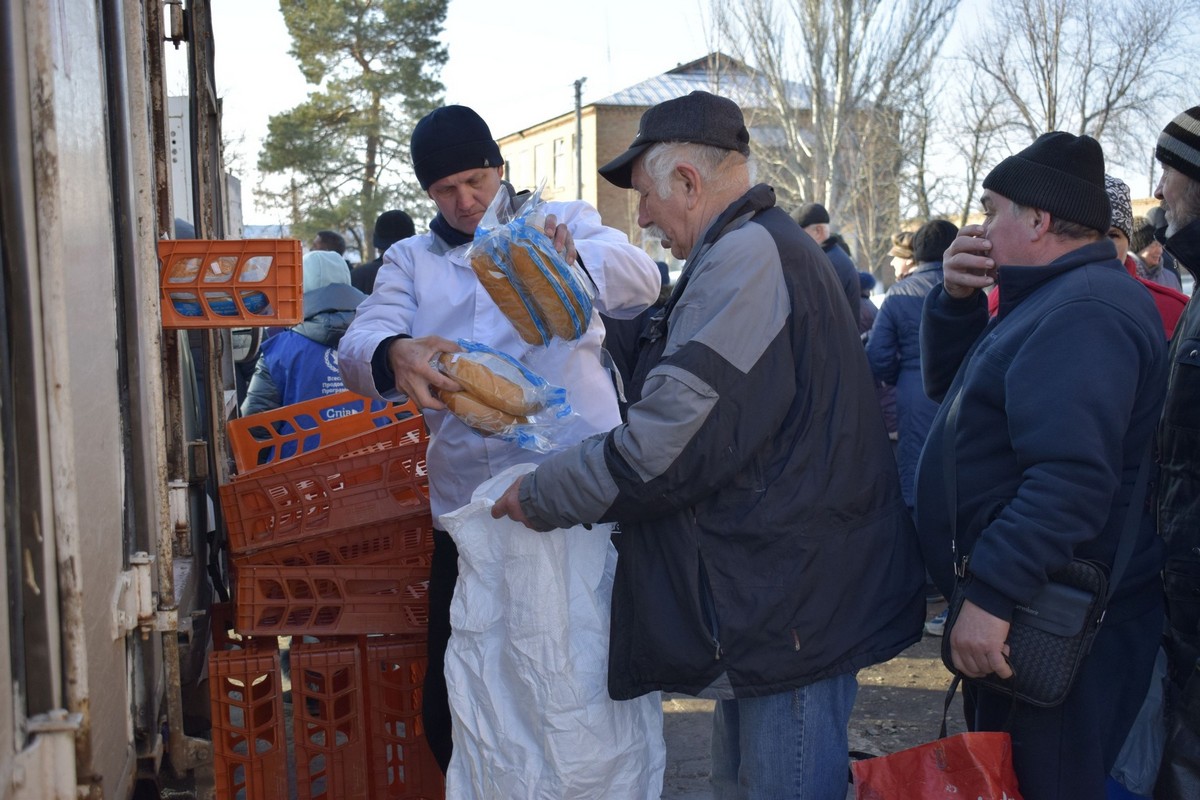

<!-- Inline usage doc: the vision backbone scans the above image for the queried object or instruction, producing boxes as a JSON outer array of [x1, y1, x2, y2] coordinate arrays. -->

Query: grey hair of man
[[640, 141, 754, 200]]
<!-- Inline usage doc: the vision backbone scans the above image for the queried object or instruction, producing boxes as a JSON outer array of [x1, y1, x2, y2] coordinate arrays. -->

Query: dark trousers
[[422, 529, 458, 774], [965, 597, 1162, 800]]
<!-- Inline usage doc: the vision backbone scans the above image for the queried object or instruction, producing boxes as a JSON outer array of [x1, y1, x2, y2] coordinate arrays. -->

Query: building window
[[534, 143, 548, 187], [553, 138, 568, 191]]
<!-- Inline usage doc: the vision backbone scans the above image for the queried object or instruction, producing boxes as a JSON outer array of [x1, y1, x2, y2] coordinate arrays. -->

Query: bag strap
[[942, 384, 1152, 602], [939, 674, 963, 739]]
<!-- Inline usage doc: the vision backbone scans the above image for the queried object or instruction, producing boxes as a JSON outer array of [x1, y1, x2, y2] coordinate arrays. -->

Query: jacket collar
[[1164, 218, 1200, 279], [995, 239, 1119, 319], [686, 183, 776, 264]]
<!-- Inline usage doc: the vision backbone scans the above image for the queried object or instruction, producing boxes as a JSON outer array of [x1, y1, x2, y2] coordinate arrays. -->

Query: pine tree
[[257, 0, 447, 259]]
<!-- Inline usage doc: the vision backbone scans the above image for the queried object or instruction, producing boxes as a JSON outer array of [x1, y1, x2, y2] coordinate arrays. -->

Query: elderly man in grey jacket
[[494, 91, 923, 799]]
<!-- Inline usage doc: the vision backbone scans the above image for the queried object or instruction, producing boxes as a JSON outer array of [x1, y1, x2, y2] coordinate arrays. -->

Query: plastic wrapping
[[435, 340, 575, 453], [441, 464, 666, 799], [465, 183, 595, 345]]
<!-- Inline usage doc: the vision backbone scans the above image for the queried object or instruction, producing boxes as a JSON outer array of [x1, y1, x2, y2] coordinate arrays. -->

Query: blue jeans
[[711, 672, 858, 800]]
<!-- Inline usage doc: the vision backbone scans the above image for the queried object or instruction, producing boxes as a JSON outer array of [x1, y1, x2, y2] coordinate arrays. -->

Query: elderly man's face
[[427, 166, 504, 235], [631, 158, 690, 260], [1155, 164, 1200, 237]]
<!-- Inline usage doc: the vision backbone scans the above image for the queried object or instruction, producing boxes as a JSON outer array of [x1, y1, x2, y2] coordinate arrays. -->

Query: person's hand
[[949, 600, 1013, 680], [490, 476, 533, 526], [942, 224, 996, 300], [542, 214, 577, 265], [387, 335, 462, 411]]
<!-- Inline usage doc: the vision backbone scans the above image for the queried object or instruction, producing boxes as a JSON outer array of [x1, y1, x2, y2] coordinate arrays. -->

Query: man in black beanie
[[914, 131, 1167, 798], [1152, 104, 1200, 797], [350, 209, 415, 294], [336, 104, 661, 777]]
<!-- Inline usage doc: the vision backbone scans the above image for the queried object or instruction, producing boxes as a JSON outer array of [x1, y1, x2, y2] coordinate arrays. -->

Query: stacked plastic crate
[[211, 390, 444, 800]]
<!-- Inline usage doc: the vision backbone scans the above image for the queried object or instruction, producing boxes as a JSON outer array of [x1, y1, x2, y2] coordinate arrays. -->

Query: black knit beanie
[[982, 131, 1110, 233], [373, 210, 415, 249], [1157, 106, 1200, 184], [410, 105, 503, 190]]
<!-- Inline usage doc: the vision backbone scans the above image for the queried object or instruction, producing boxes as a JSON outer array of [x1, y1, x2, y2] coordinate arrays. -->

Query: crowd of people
[[245, 90, 1200, 799]]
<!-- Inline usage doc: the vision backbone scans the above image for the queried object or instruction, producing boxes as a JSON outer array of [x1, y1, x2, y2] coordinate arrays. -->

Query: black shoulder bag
[[939, 387, 1152, 707]]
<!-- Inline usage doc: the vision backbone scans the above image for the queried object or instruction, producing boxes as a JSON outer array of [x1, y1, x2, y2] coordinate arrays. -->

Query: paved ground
[[661, 604, 961, 799]]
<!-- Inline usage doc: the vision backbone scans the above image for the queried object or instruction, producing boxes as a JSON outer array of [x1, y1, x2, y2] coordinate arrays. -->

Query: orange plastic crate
[[238, 516, 434, 569], [220, 416, 429, 556], [234, 565, 429, 637], [227, 393, 421, 475], [291, 640, 371, 799], [363, 636, 445, 799], [209, 641, 288, 800], [159, 238, 302, 329]]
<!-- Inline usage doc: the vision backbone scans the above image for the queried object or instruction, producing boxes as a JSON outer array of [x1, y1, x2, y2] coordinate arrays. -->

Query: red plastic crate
[[291, 640, 371, 799], [363, 636, 445, 799], [220, 416, 429, 556], [159, 239, 302, 329], [238, 516, 434, 569], [209, 641, 288, 800], [227, 392, 421, 475], [234, 565, 429, 637]]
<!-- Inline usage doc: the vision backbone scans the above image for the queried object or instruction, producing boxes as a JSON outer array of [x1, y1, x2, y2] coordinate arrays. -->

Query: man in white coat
[[336, 104, 661, 773]]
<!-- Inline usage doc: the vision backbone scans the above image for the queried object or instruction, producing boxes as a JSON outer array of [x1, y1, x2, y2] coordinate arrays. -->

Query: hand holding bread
[[433, 341, 572, 453]]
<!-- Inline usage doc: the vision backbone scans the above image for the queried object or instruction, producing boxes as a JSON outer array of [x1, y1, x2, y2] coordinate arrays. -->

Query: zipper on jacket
[[698, 556, 722, 661]]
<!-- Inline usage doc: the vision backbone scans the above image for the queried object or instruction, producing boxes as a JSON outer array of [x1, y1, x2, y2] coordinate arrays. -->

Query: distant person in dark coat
[[795, 201, 861, 321], [352, 210, 416, 294], [866, 219, 958, 510]]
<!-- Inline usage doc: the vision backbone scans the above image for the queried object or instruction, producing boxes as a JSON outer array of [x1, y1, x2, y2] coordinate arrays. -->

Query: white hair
[[640, 142, 752, 198]]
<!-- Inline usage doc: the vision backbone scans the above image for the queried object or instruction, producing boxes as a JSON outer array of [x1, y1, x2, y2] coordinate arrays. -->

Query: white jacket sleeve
[[336, 243, 419, 401], [549, 200, 660, 320]]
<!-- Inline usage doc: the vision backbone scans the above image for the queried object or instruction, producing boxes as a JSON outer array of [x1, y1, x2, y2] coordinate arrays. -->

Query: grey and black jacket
[[519, 184, 924, 700]]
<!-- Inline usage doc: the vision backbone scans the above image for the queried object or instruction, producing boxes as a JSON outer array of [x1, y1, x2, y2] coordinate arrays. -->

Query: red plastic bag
[[851, 731, 1024, 800]]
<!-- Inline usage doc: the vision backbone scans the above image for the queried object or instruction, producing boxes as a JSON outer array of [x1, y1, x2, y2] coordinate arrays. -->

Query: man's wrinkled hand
[[949, 599, 1014, 680], [388, 335, 462, 411]]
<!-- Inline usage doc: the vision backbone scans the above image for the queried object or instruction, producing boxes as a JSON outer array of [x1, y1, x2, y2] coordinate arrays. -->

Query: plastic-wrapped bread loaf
[[469, 249, 548, 345], [507, 238, 588, 340], [437, 352, 543, 416], [442, 390, 528, 435]]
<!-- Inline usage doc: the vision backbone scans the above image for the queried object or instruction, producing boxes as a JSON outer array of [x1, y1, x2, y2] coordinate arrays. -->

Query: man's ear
[[1028, 208, 1053, 240], [675, 162, 703, 208]]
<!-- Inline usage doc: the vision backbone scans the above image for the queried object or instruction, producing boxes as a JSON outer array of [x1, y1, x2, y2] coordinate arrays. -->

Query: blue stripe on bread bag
[[484, 236, 553, 346], [512, 222, 593, 339], [455, 339, 570, 417]]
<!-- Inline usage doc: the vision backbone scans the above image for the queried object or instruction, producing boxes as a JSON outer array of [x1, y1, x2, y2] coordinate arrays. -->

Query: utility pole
[[574, 77, 586, 200]]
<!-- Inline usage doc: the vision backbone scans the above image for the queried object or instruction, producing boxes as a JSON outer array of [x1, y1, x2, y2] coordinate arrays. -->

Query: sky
[[205, 0, 716, 225]]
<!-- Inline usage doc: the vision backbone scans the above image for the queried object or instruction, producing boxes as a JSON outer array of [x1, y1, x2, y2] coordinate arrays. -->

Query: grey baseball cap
[[598, 91, 751, 188]]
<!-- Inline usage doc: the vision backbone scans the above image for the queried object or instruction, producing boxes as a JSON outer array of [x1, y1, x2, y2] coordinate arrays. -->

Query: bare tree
[[973, 0, 1196, 174], [709, 0, 961, 272]]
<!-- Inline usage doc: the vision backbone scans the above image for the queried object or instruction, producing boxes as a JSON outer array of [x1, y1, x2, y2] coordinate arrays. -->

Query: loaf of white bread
[[468, 223, 592, 346], [437, 349, 546, 435]]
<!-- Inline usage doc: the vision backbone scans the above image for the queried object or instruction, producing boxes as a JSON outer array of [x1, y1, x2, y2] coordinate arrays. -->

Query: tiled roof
[[594, 52, 809, 109]]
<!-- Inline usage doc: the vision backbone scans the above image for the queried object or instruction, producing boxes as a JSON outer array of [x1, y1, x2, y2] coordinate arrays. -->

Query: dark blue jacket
[[822, 240, 862, 321], [915, 241, 1167, 622], [865, 262, 943, 507], [241, 283, 367, 416]]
